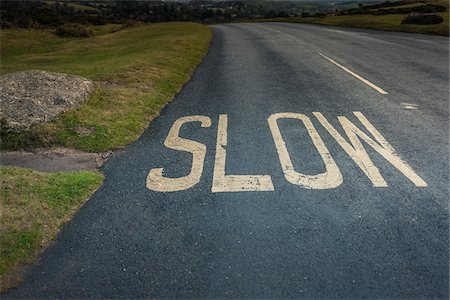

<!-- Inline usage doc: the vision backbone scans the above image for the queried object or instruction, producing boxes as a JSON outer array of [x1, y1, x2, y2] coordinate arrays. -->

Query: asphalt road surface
[[7, 23, 449, 299]]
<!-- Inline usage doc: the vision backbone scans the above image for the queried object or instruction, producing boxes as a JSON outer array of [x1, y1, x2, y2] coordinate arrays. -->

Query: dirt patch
[[97, 80, 127, 90], [75, 126, 97, 136], [0, 148, 111, 173]]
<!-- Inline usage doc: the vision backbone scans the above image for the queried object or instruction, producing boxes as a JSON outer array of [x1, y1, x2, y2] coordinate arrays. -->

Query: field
[[1, 22, 212, 151], [294, 13, 448, 36], [258, 1, 449, 36]]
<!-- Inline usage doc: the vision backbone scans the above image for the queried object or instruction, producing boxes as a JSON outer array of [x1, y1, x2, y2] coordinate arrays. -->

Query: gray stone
[[0, 70, 93, 131]]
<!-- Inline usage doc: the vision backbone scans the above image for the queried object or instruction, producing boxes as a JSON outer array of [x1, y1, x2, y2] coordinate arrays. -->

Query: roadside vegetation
[[1, 22, 212, 151], [0, 21, 211, 291], [0, 166, 103, 292], [0, 0, 309, 26], [277, 12, 449, 36], [257, 1, 449, 36], [2, 0, 447, 36]]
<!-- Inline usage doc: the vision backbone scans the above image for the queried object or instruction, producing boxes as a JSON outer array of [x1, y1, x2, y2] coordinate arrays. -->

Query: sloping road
[[7, 23, 449, 298]]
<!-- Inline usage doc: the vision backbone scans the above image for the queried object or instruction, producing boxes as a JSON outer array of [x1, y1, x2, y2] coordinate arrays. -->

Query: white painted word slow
[[146, 112, 427, 192]]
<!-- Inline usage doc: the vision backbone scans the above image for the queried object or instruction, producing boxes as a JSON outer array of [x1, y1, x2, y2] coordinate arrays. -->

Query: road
[[7, 23, 449, 298]]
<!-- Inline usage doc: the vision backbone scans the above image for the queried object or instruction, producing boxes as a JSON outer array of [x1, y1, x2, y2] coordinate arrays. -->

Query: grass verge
[[260, 13, 449, 36], [0, 166, 104, 292], [1, 22, 212, 152], [256, 0, 449, 37]]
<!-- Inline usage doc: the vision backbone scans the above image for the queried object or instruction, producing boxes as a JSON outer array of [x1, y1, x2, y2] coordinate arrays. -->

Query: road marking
[[268, 113, 343, 189], [254, 26, 387, 95], [254, 24, 303, 45], [146, 116, 211, 192], [255, 25, 282, 34], [212, 114, 274, 193], [314, 112, 427, 187], [401, 102, 419, 110], [318, 52, 388, 95], [147, 113, 427, 192]]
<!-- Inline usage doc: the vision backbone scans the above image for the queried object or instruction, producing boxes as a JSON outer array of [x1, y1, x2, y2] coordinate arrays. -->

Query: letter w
[[314, 112, 427, 187]]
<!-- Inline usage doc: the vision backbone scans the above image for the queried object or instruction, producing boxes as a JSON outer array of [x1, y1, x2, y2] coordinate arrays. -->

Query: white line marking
[[254, 24, 303, 45], [318, 52, 388, 95], [401, 102, 419, 110], [254, 26, 387, 95]]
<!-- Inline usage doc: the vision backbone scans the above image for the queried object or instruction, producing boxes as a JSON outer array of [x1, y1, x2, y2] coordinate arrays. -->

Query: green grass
[[376, 2, 424, 10], [91, 23, 124, 36], [258, 12, 449, 36], [0, 166, 104, 291], [256, 0, 449, 36], [1, 22, 212, 152]]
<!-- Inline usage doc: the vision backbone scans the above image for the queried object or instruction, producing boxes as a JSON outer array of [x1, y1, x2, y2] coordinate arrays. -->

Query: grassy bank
[[0, 22, 211, 291], [0, 166, 104, 292], [256, 0, 449, 36], [1, 22, 212, 151], [261, 12, 448, 36]]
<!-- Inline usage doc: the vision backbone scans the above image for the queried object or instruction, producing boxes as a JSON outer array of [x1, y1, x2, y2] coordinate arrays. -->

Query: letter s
[[147, 116, 211, 192]]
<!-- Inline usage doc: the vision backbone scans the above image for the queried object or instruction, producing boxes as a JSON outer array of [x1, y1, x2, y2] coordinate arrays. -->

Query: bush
[[375, 4, 447, 15], [0, 21, 15, 29], [55, 23, 93, 37], [301, 12, 311, 18], [401, 13, 444, 25], [120, 19, 143, 29], [414, 4, 446, 14]]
